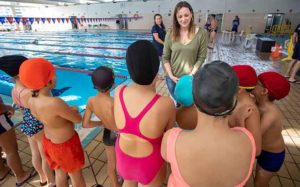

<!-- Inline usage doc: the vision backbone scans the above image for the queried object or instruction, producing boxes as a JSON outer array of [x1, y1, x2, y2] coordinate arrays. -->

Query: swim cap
[[92, 66, 114, 92], [19, 58, 55, 90], [126, 40, 159, 85], [0, 55, 28, 77], [174, 75, 193, 107], [232, 65, 257, 89], [258, 72, 290, 100], [193, 61, 238, 116]]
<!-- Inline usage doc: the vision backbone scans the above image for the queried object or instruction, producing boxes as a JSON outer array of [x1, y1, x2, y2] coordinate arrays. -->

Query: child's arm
[[245, 108, 262, 156], [55, 98, 82, 124], [82, 99, 103, 128]]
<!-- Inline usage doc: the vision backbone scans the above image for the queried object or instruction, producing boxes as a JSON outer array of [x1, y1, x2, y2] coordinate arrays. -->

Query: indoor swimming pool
[[0, 30, 152, 110]]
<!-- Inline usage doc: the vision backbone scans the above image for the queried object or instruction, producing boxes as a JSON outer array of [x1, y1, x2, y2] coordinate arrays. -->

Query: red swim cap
[[232, 65, 257, 89], [258, 72, 290, 100], [19, 58, 55, 90]]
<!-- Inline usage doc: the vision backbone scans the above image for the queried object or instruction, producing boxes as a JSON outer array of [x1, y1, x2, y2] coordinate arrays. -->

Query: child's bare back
[[29, 96, 81, 143]]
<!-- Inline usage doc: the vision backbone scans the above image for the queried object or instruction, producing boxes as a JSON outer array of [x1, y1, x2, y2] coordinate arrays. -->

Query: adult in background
[[208, 14, 218, 49], [232, 15, 240, 33], [163, 1, 207, 105], [285, 23, 300, 84], [151, 13, 166, 77]]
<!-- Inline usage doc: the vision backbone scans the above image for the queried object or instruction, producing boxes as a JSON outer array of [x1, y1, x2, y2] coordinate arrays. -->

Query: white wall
[[2, 0, 300, 32]]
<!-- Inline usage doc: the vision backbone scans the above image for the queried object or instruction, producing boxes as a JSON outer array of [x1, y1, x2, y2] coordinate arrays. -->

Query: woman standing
[[151, 13, 166, 58], [152, 14, 166, 77], [163, 1, 207, 103]]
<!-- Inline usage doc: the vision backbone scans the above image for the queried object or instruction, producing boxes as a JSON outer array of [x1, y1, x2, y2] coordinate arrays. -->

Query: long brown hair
[[172, 1, 195, 41], [154, 13, 165, 30]]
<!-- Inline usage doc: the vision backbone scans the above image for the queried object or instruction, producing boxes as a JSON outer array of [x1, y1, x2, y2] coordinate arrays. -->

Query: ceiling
[[0, 0, 152, 6]]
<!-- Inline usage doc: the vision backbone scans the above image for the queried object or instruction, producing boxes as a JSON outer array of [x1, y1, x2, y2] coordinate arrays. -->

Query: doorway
[[265, 13, 284, 33]]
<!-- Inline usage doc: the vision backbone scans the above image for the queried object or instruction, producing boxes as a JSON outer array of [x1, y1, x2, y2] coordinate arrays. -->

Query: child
[[232, 65, 262, 156], [114, 40, 175, 186], [82, 66, 121, 187], [174, 75, 197, 130], [19, 58, 86, 187], [252, 72, 290, 187], [161, 61, 256, 186], [0, 55, 55, 186]]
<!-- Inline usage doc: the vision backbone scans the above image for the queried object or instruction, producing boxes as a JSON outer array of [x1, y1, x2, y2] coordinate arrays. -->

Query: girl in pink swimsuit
[[114, 40, 175, 186], [161, 61, 256, 187]]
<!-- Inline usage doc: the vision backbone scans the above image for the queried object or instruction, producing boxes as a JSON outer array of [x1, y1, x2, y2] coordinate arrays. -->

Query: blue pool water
[[0, 30, 152, 109]]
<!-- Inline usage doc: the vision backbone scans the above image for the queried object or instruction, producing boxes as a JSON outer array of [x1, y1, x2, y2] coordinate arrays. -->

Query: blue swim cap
[[174, 75, 194, 107]]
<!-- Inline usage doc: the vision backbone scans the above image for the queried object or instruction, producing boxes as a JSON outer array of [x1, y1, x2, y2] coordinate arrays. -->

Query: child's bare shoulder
[[158, 95, 175, 108], [47, 97, 68, 107]]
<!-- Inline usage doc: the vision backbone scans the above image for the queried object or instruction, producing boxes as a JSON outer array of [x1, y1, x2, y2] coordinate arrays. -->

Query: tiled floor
[[1, 40, 300, 187]]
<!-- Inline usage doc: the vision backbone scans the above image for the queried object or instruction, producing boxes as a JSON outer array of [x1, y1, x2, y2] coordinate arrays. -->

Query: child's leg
[[105, 145, 121, 187], [68, 170, 86, 187], [28, 136, 46, 183], [123, 180, 138, 187], [35, 132, 56, 186], [55, 168, 68, 187], [254, 164, 275, 187], [138, 163, 166, 187]]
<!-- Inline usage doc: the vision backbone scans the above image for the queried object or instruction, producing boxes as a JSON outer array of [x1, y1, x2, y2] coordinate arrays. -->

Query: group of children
[[0, 39, 291, 187]]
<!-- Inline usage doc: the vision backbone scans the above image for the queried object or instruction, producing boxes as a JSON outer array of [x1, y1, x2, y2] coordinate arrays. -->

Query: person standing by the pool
[[152, 14, 166, 58], [163, 1, 207, 105], [232, 15, 240, 33], [151, 13, 166, 77]]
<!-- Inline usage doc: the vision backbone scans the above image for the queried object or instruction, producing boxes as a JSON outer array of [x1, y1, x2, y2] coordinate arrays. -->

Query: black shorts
[[292, 42, 300, 60], [103, 128, 117, 146], [0, 113, 14, 135]]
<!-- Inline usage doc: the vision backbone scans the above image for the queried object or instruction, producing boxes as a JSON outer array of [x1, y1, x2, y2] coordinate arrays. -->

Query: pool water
[[0, 30, 152, 109]]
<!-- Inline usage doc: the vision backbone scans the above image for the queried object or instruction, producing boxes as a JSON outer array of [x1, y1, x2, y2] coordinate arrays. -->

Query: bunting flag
[[66, 18, 69, 23], [0, 17, 5, 24], [51, 18, 56, 23], [35, 18, 40, 24], [61, 18, 65, 23], [15, 17, 21, 24], [6, 17, 14, 24], [70, 18, 74, 23], [46, 18, 51, 23], [41, 18, 46, 23], [57, 18, 61, 23], [22, 17, 28, 24], [81, 18, 84, 23], [87, 18, 90, 23], [77, 18, 81, 23], [29, 18, 34, 24]]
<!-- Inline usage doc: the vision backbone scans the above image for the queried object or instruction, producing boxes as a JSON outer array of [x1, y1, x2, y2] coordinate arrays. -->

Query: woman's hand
[[170, 75, 179, 83]]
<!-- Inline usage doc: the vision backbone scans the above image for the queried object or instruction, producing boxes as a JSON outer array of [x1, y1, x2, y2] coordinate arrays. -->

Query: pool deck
[[1, 40, 300, 187]]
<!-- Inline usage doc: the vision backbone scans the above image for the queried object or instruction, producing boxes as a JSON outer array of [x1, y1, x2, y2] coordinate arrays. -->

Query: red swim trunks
[[43, 131, 84, 173]]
